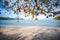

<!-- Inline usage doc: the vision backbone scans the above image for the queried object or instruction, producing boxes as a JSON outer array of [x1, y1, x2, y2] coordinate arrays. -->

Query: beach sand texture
[[0, 26, 60, 40]]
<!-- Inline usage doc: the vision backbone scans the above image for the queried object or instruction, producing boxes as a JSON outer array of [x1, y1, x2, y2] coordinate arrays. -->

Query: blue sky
[[0, 0, 60, 18]]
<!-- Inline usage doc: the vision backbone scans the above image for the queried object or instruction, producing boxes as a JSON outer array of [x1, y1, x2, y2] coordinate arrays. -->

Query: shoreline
[[0, 25, 60, 28]]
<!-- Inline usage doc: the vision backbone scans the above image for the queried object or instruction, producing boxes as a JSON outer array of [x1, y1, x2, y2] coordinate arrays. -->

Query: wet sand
[[0, 26, 60, 40]]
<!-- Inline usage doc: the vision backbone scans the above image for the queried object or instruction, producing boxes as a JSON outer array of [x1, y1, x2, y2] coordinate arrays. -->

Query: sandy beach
[[0, 26, 60, 40]]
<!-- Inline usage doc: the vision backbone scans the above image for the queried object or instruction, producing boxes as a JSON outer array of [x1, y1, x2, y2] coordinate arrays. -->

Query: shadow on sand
[[0, 26, 60, 40], [32, 30, 60, 40], [0, 32, 26, 40]]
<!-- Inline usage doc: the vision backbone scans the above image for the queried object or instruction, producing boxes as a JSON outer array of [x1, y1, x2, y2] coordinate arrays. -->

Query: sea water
[[0, 19, 60, 27]]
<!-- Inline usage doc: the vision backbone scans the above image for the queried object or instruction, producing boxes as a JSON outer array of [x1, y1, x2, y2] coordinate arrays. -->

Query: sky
[[0, 0, 60, 19]]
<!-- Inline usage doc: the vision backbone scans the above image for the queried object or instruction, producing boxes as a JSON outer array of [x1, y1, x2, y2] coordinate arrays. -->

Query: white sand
[[0, 26, 60, 40]]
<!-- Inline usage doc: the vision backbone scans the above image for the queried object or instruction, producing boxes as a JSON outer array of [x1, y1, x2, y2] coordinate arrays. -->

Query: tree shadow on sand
[[0, 26, 3, 28], [32, 30, 60, 40], [0, 32, 26, 40]]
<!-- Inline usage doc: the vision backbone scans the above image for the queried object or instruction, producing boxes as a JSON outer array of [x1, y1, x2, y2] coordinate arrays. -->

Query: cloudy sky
[[0, 0, 60, 18]]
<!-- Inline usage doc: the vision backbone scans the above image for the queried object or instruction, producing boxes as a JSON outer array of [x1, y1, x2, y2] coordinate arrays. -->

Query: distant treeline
[[0, 17, 24, 20], [54, 16, 60, 20]]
